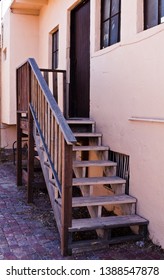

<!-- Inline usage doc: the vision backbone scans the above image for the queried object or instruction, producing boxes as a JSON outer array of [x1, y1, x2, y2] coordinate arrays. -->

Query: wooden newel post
[[27, 64, 34, 203], [16, 68, 22, 186], [16, 112, 22, 186], [61, 138, 73, 256]]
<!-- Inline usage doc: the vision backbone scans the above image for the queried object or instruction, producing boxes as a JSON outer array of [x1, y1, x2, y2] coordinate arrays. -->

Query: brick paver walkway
[[0, 162, 164, 260]]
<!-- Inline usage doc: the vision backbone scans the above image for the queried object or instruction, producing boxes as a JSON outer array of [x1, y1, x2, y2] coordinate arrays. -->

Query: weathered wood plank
[[73, 160, 117, 167], [73, 176, 126, 186], [70, 215, 149, 232], [56, 194, 136, 208], [74, 132, 102, 137], [73, 145, 109, 151], [67, 118, 95, 124]]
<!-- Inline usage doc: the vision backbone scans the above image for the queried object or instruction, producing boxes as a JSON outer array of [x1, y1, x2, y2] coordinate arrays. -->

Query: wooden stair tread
[[74, 132, 102, 137], [73, 160, 117, 167], [73, 176, 126, 186], [70, 215, 148, 232], [73, 145, 109, 151], [67, 118, 95, 125], [56, 194, 136, 207]]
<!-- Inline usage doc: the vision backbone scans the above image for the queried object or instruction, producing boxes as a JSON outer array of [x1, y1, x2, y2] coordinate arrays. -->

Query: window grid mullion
[[117, 0, 121, 42], [108, 0, 112, 46], [158, 0, 161, 24]]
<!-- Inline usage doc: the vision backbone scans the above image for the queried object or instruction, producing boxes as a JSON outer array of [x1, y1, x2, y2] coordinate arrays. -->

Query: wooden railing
[[16, 58, 77, 255], [40, 68, 67, 117]]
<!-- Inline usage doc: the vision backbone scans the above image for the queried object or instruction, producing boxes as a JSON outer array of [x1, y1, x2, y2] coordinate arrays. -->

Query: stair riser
[[72, 202, 135, 220], [68, 124, 95, 133], [67, 119, 96, 133], [73, 165, 117, 177], [75, 136, 102, 146]]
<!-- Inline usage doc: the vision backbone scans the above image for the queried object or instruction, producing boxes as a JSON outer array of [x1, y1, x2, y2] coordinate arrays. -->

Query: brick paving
[[0, 162, 164, 260]]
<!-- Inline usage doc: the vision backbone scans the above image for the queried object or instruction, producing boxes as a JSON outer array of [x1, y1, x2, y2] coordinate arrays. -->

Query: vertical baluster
[[51, 113, 54, 164], [42, 94, 45, 136], [34, 74, 38, 112], [53, 71, 58, 102], [43, 71, 49, 87], [38, 86, 40, 124], [49, 110, 52, 157], [46, 102, 49, 146], [39, 87, 42, 125], [44, 99, 46, 143], [54, 120, 58, 173], [47, 106, 51, 154], [58, 130, 62, 184], [53, 116, 55, 166], [43, 96, 46, 140]]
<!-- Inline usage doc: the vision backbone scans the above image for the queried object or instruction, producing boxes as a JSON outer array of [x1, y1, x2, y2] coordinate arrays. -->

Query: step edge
[[73, 176, 126, 185], [70, 215, 149, 231], [56, 194, 136, 207], [73, 160, 117, 167]]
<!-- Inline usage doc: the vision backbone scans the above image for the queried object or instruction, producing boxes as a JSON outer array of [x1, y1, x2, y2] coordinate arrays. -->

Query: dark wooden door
[[69, 0, 90, 118]]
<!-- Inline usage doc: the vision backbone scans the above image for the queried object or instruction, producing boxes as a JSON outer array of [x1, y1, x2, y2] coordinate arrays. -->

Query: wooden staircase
[[63, 119, 148, 251], [16, 58, 148, 256]]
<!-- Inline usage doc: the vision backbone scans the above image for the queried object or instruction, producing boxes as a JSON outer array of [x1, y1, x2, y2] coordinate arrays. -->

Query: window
[[101, 0, 121, 48], [52, 30, 59, 69], [144, 0, 164, 30]]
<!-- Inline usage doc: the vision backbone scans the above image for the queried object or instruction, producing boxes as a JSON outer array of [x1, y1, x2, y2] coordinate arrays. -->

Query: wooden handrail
[[28, 58, 76, 145]]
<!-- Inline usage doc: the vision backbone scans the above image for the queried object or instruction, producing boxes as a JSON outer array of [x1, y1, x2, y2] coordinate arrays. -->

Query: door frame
[[67, 0, 90, 118]]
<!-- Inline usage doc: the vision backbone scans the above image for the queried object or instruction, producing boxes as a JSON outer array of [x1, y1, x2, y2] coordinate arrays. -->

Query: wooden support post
[[16, 113, 22, 186], [61, 139, 73, 256], [27, 109, 34, 203], [27, 65, 34, 203]]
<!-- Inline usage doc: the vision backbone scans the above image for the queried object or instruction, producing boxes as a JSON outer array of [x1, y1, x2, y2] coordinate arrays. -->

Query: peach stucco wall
[[1, 0, 164, 248], [1, 4, 39, 147], [90, 0, 164, 247], [1, 5, 39, 125]]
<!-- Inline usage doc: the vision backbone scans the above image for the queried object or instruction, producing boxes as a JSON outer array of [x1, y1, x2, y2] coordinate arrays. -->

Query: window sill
[[91, 42, 121, 58]]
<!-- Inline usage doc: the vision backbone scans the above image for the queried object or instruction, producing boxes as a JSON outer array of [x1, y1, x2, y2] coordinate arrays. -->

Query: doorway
[[69, 0, 90, 118]]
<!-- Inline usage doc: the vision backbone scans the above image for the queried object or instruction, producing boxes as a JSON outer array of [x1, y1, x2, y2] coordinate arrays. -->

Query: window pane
[[160, 0, 164, 22], [144, 0, 158, 29], [102, 0, 111, 21], [102, 21, 110, 48], [101, 0, 121, 48], [111, 0, 120, 16], [52, 51, 58, 69], [110, 15, 119, 45], [53, 31, 58, 52], [52, 30, 59, 69]]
